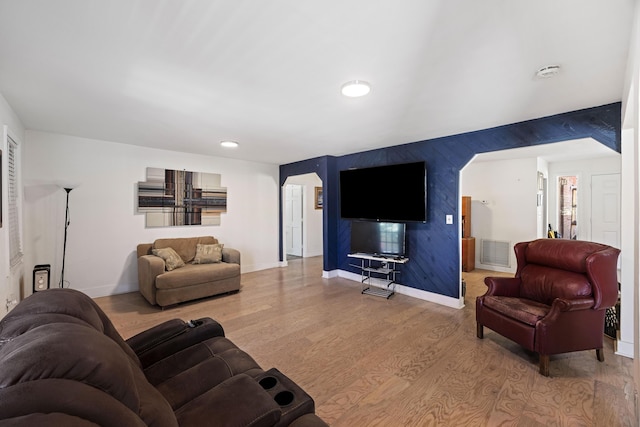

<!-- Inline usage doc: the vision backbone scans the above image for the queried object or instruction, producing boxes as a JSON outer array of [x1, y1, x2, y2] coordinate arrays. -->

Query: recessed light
[[535, 65, 561, 79], [220, 140, 239, 148], [341, 80, 371, 97]]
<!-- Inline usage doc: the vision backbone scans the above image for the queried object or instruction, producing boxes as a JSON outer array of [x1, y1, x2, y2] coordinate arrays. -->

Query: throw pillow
[[192, 243, 224, 264], [152, 247, 185, 271]]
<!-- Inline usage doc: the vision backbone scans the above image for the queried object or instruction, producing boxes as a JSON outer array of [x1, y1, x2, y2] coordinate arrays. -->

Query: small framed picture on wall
[[314, 187, 323, 209]]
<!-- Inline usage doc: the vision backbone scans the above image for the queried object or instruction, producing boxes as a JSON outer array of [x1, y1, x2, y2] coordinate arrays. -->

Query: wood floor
[[95, 257, 636, 426]]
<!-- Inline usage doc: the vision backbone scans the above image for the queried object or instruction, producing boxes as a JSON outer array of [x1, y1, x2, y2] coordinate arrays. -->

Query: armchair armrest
[[540, 297, 596, 327], [537, 297, 599, 356], [483, 277, 521, 297], [126, 318, 225, 368], [541, 298, 595, 325], [550, 297, 595, 313], [222, 247, 240, 265], [137, 255, 165, 305]]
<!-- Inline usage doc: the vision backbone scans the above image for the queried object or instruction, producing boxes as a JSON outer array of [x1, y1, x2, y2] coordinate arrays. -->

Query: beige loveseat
[[137, 236, 241, 307]]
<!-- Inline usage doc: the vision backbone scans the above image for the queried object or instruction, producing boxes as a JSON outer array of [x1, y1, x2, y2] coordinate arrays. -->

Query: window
[[7, 134, 22, 267]]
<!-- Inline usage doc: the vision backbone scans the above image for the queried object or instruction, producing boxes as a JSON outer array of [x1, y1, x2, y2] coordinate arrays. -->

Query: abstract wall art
[[137, 167, 227, 227]]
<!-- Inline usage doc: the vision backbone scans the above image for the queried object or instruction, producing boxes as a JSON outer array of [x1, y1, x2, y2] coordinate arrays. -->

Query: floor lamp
[[60, 187, 73, 288]]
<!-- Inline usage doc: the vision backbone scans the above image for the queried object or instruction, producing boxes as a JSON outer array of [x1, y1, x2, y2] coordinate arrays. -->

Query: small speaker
[[33, 264, 50, 292]]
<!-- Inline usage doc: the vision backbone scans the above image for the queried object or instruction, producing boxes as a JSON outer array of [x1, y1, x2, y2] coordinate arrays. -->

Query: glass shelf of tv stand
[[347, 253, 408, 299]]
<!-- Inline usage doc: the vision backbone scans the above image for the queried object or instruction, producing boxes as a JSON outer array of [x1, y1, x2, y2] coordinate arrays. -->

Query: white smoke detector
[[535, 65, 561, 79]]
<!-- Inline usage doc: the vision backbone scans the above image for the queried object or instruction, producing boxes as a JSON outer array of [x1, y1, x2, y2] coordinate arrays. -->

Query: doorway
[[281, 173, 323, 263], [591, 173, 621, 248], [460, 138, 621, 276], [285, 184, 303, 258], [558, 175, 578, 240]]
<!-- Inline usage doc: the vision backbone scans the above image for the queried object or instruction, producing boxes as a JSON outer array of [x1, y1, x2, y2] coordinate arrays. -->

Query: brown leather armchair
[[476, 239, 620, 376]]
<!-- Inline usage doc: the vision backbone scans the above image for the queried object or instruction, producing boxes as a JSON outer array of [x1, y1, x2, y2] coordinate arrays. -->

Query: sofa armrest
[[222, 247, 240, 265], [138, 255, 165, 305], [175, 374, 281, 427], [127, 318, 225, 368], [482, 277, 521, 297]]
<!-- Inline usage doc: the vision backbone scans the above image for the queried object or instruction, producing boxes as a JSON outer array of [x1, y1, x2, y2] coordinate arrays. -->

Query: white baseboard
[[323, 269, 339, 279], [243, 262, 281, 273], [77, 282, 138, 298], [337, 270, 464, 309]]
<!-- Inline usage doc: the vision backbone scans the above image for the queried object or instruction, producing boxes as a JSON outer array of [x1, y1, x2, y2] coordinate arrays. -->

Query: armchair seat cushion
[[483, 296, 550, 326], [155, 263, 240, 290]]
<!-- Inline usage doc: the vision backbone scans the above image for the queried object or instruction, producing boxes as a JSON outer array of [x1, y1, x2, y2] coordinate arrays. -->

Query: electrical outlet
[[446, 214, 453, 224]]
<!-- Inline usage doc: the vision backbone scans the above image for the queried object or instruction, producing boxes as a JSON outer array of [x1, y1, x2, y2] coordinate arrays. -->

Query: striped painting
[[138, 167, 227, 227]]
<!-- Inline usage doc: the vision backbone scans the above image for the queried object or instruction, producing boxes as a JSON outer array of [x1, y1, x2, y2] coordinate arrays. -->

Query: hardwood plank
[[94, 258, 636, 426]]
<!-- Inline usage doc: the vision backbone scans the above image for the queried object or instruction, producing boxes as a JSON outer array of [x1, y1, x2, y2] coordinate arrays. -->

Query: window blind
[[7, 136, 22, 267]]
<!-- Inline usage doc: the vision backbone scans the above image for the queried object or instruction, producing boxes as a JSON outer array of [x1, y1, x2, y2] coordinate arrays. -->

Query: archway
[[281, 173, 323, 264]]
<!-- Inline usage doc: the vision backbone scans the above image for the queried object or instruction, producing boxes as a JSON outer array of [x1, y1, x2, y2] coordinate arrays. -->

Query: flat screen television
[[340, 161, 426, 222], [350, 221, 406, 257]]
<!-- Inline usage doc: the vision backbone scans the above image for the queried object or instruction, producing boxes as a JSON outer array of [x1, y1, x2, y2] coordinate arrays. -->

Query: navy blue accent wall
[[280, 103, 621, 298]]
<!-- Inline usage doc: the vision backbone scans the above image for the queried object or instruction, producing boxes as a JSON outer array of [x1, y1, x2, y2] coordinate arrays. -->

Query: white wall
[[23, 130, 280, 298], [620, 128, 636, 359], [0, 93, 25, 316], [283, 173, 323, 258], [620, 0, 639, 369], [461, 157, 538, 273]]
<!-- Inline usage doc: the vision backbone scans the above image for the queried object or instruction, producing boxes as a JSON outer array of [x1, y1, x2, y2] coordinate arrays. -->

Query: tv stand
[[348, 253, 409, 299]]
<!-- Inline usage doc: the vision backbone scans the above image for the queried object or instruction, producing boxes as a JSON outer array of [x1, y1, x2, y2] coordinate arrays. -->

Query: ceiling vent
[[535, 65, 561, 79]]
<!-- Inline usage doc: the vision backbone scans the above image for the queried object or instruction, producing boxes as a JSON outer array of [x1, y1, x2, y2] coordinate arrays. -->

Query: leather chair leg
[[539, 354, 550, 376], [476, 323, 483, 339], [596, 348, 605, 362]]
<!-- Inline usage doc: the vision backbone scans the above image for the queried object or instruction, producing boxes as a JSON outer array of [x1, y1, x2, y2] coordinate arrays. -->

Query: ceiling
[[0, 1, 634, 165]]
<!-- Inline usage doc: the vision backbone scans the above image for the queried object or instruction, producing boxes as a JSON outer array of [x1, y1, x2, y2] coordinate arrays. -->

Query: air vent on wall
[[481, 239, 511, 267]]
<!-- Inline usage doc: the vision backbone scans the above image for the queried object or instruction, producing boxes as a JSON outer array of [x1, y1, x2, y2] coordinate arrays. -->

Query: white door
[[591, 173, 620, 248], [285, 185, 303, 257]]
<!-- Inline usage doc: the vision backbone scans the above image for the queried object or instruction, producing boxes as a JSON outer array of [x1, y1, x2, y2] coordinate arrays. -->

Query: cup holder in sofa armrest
[[259, 376, 295, 406], [259, 376, 278, 390], [255, 368, 315, 427], [274, 391, 295, 406]]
